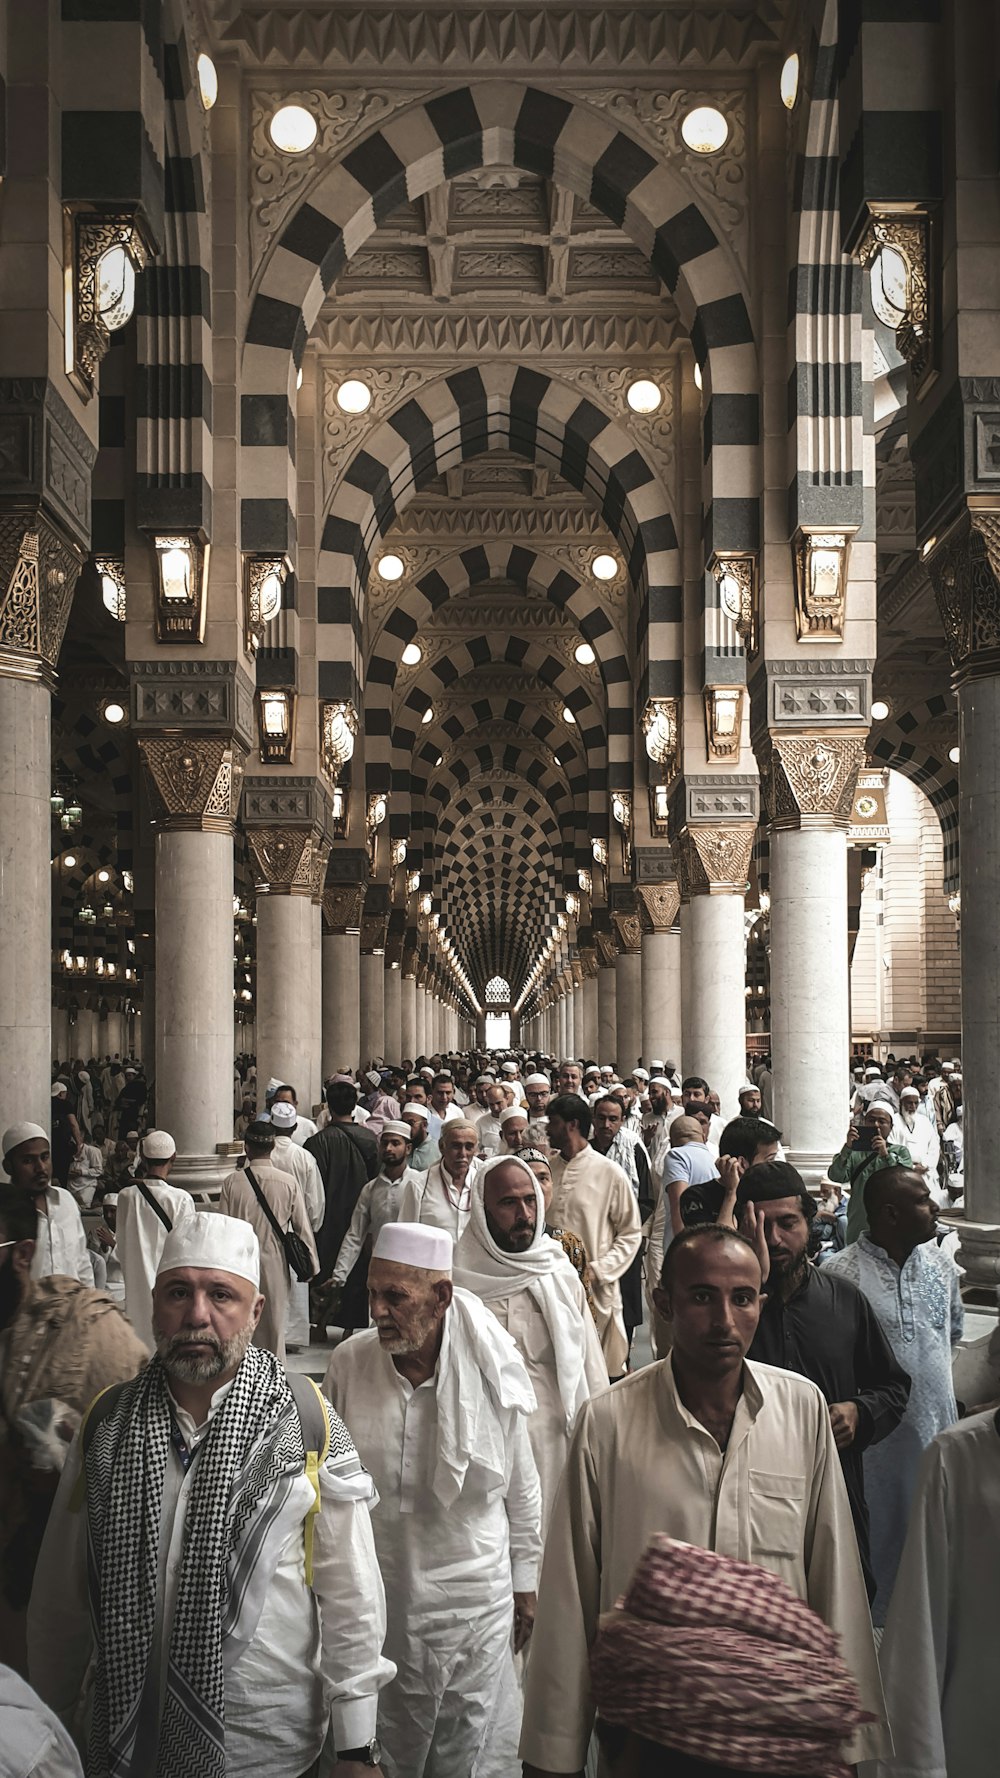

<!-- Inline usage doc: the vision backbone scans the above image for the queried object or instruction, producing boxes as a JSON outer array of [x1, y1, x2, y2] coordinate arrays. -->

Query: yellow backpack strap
[[67, 1383, 120, 1513], [288, 1374, 332, 1587]]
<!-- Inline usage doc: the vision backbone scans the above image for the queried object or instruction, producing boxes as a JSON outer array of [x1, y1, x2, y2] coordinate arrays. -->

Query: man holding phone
[[829, 1102, 912, 1243]]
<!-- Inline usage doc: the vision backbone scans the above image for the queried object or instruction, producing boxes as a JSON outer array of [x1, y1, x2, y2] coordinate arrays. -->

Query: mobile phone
[[852, 1127, 876, 1153]]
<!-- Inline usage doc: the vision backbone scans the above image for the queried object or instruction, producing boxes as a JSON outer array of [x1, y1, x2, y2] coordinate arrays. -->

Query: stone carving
[[360, 912, 390, 953], [636, 883, 681, 931], [226, 9, 782, 72], [855, 208, 934, 389], [682, 774, 759, 824], [0, 518, 83, 675], [309, 835, 333, 902], [131, 659, 257, 748], [594, 929, 619, 967], [248, 87, 415, 282], [565, 86, 749, 272], [928, 510, 1000, 678], [315, 309, 681, 360], [247, 826, 319, 895], [323, 883, 365, 933], [759, 734, 866, 829], [765, 665, 871, 728], [672, 824, 756, 897], [138, 735, 246, 833]]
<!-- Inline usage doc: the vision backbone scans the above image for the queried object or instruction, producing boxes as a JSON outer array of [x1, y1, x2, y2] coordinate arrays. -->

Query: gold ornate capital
[[610, 910, 643, 954], [636, 882, 681, 931], [927, 508, 1000, 683], [322, 883, 365, 933], [577, 945, 598, 979], [247, 825, 325, 894], [0, 516, 85, 682], [594, 929, 618, 968], [758, 733, 867, 830], [309, 835, 332, 904], [360, 912, 389, 954], [138, 735, 246, 833], [672, 824, 756, 897]]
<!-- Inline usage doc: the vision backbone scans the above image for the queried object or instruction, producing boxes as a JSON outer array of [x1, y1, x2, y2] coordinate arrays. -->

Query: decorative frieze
[[131, 660, 257, 751], [243, 773, 334, 832]]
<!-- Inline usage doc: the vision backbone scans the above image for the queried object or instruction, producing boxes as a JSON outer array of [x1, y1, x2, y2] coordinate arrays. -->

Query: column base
[[170, 1148, 238, 1204], [948, 1217, 1000, 1293], [784, 1150, 839, 1192]]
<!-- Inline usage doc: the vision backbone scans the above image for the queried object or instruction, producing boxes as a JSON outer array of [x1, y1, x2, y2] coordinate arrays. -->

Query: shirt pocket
[[749, 1469, 807, 1557]]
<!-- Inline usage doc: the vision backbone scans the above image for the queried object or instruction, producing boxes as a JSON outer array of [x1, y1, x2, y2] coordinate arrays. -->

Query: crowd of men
[[0, 1040, 991, 1776]]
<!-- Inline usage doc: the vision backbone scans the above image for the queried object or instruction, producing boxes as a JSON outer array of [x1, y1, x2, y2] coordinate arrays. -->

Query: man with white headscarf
[[29, 1214, 394, 1776], [453, 1155, 606, 1534], [111, 1129, 196, 1348], [324, 1220, 541, 1778]]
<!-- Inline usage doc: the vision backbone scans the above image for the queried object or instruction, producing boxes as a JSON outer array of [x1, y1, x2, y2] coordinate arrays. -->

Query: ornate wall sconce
[[391, 838, 408, 870], [367, 791, 388, 872], [330, 783, 348, 839], [577, 867, 592, 897], [321, 700, 358, 782], [95, 556, 126, 622], [704, 685, 745, 760], [407, 870, 421, 895], [419, 892, 433, 917], [791, 527, 854, 641], [565, 891, 579, 918], [649, 782, 670, 836], [857, 204, 936, 391], [256, 688, 296, 764], [591, 836, 608, 868], [63, 206, 154, 399], [152, 534, 209, 642], [611, 791, 633, 873], [642, 696, 680, 778], [710, 552, 758, 654], [243, 554, 289, 653]]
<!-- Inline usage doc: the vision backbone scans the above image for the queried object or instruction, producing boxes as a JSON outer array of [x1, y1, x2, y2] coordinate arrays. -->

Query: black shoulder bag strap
[[243, 1163, 286, 1246], [136, 1178, 173, 1233]]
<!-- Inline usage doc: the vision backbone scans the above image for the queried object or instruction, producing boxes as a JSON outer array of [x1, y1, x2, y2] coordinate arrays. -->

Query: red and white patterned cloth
[[589, 1535, 872, 1775]]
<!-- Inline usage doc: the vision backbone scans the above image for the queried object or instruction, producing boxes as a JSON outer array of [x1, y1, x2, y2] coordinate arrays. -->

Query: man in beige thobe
[[218, 1123, 317, 1360], [519, 1223, 889, 1776], [544, 1095, 641, 1378]]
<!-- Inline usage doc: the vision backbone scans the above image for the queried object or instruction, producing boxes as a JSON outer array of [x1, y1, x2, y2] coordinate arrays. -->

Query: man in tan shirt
[[219, 1123, 317, 1360], [544, 1094, 641, 1378]]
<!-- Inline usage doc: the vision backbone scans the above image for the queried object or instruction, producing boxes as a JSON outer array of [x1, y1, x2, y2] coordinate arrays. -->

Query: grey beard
[[155, 1318, 255, 1383]]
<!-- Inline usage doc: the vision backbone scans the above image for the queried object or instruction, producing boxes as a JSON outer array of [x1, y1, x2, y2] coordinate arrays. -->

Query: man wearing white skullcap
[[219, 1122, 318, 1361], [267, 1099, 326, 1350], [115, 1127, 195, 1350], [268, 1081, 318, 1146], [453, 1156, 606, 1536], [398, 1120, 480, 1240], [325, 1220, 541, 1778], [498, 1104, 529, 1153], [830, 1100, 914, 1243], [329, 1121, 424, 1298], [30, 1212, 394, 1778], [2, 1123, 92, 1287]]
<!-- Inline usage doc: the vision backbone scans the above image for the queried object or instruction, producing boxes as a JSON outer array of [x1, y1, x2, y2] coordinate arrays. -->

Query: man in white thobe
[[324, 1220, 541, 1778], [891, 1083, 941, 1176], [453, 1155, 606, 1535], [28, 1213, 393, 1777], [3, 1124, 93, 1288], [519, 1224, 888, 1776], [115, 1129, 195, 1348], [329, 1122, 423, 1292], [268, 1099, 325, 1350], [397, 1121, 479, 1241], [474, 1084, 507, 1158], [872, 1410, 1000, 1778], [824, 1164, 963, 1624], [544, 1095, 641, 1378]]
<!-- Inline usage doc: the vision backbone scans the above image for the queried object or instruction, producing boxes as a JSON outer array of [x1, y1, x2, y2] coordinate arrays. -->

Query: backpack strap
[[287, 1373, 332, 1587]]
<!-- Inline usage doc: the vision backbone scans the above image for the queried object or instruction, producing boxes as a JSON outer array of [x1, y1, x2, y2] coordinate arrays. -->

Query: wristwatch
[[338, 1738, 382, 1766]]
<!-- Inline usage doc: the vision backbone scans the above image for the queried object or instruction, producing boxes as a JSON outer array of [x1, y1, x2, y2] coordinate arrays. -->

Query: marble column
[[360, 951, 385, 1064], [597, 964, 617, 1065], [673, 823, 756, 1119], [401, 972, 417, 1063], [321, 885, 364, 1078], [132, 1008, 142, 1063], [614, 950, 642, 1078], [246, 826, 327, 1111], [0, 675, 53, 1133], [637, 885, 683, 1070], [384, 964, 402, 1062], [52, 1006, 68, 1064], [582, 971, 599, 1059], [572, 984, 585, 1060], [415, 983, 427, 1057]]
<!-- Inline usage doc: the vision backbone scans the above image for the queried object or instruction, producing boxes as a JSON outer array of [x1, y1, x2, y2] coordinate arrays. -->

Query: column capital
[[672, 824, 756, 898], [593, 928, 619, 968], [322, 883, 365, 934], [610, 908, 642, 954], [138, 734, 246, 834], [636, 882, 681, 931], [131, 660, 257, 752], [360, 882, 391, 955], [247, 824, 327, 895], [926, 505, 1000, 684], [0, 513, 86, 685], [309, 835, 332, 904], [757, 732, 867, 831]]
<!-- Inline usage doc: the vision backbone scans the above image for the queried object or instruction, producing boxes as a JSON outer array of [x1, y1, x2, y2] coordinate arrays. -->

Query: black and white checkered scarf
[[84, 1345, 333, 1778]]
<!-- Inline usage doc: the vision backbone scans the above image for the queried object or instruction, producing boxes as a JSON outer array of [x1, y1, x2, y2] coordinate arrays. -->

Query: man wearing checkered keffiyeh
[[26, 1212, 394, 1777]]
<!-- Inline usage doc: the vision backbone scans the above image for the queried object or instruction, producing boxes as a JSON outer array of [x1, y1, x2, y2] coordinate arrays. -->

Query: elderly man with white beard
[[28, 1214, 393, 1778], [453, 1155, 607, 1535], [324, 1221, 542, 1778], [892, 1083, 941, 1180], [397, 1119, 480, 1240]]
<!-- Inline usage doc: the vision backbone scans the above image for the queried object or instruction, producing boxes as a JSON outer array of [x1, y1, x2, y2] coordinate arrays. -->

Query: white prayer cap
[[501, 1061, 518, 1074], [156, 1212, 260, 1286], [475, 1074, 492, 1085], [649, 1059, 665, 1073], [381, 1120, 412, 1139], [266, 1077, 284, 1095], [584, 1065, 601, 1077], [524, 1073, 549, 1088], [364, 1070, 381, 1089], [600, 1065, 614, 1076], [419, 1066, 434, 1079], [78, 1070, 90, 1082], [867, 1100, 896, 1116], [633, 1068, 650, 1082], [500, 1106, 527, 1126], [372, 1220, 453, 1273], [103, 1192, 119, 1207], [402, 1101, 428, 1120], [2, 1122, 49, 1158], [141, 1129, 176, 1161], [269, 1101, 297, 1130], [900, 1086, 920, 1100], [864, 1065, 882, 1079], [125, 1129, 139, 1141], [51, 1082, 68, 1097], [649, 1076, 671, 1089]]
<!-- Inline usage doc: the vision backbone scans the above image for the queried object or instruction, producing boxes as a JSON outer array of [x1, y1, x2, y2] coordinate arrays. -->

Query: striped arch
[[365, 538, 632, 771], [317, 362, 682, 715], [242, 81, 757, 566], [433, 798, 562, 991], [868, 697, 960, 892], [135, 0, 214, 533]]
